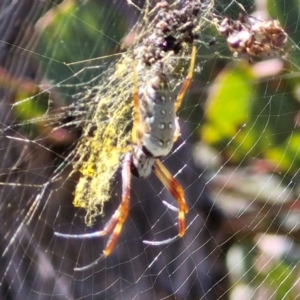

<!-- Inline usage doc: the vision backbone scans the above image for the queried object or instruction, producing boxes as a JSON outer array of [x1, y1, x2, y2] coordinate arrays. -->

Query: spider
[[55, 46, 196, 271]]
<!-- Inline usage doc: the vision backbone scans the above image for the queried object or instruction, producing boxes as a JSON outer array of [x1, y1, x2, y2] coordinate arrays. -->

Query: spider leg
[[175, 45, 196, 113], [73, 254, 105, 272], [54, 153, 132, 271], [143, 235, 180, 246], [102, 152, 131, 257], [54, 215, 117, 239], [153, 159, 188, 237], [132, 60, 140, 144], [54, 194, 122, 240], [173, 116, 180, 142]]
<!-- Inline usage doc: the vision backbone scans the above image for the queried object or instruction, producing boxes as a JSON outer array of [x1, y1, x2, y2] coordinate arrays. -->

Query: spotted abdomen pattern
[[131, 73, 178, 178]]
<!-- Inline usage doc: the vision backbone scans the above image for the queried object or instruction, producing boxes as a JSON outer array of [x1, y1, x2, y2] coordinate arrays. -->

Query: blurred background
[[0, 0, 300, 299]]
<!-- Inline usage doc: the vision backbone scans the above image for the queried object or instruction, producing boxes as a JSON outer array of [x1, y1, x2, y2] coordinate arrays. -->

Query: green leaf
[[258, 261, 297, 300], [202, 61, 255, 147]]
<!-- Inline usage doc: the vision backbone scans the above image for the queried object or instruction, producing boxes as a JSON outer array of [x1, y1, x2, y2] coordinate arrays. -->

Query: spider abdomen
[[138, 73, 177, 158], [131, 73, 178, 179]]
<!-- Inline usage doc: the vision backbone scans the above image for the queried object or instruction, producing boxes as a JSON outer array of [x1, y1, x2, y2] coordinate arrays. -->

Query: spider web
[[0, 0, 299, 299]]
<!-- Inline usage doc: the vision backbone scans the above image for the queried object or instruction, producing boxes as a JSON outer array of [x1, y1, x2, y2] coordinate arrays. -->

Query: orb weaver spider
[[55, 46, 196, 271]]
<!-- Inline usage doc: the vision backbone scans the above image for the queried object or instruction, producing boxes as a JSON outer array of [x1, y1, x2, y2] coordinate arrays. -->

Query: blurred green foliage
[[200, 1, 300, 175], [36, 0, 128, 103], [197, 0, 300, 297]]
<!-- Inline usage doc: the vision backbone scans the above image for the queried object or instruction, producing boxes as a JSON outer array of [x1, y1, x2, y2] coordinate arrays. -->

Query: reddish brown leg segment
[[175, 45, 196, 112], [103, 153, 131, 256], [153, 159, 188, 237]]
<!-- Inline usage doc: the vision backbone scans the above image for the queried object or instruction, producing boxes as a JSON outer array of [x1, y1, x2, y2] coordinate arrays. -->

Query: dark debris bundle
[[136, 0, 210, 66], [215, 13, 288, 58]]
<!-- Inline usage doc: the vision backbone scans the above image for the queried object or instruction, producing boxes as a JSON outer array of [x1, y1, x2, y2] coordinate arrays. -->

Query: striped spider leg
[[54, 46, 196, 271]]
